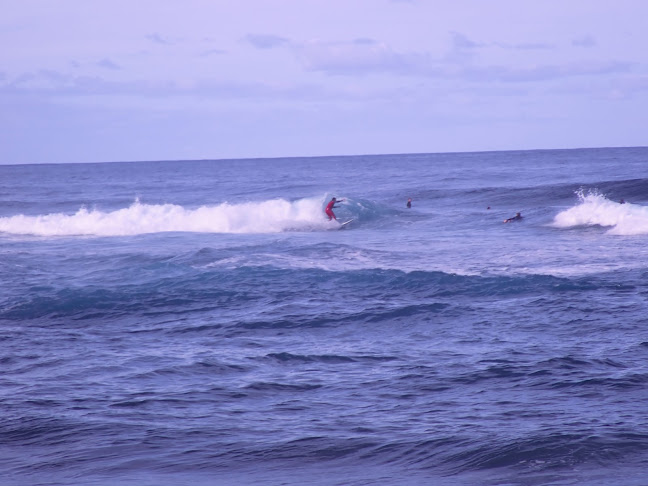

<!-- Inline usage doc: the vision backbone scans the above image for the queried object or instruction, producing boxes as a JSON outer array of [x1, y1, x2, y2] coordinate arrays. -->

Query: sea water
[[1, 147, 647, 485]]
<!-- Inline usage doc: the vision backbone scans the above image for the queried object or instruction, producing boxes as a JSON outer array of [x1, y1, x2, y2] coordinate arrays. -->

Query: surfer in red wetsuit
[[325, 197, 345, 220]]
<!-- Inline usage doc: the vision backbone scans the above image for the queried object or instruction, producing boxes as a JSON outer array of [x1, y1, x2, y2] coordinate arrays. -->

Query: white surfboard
[[339, 219, 354, 229]]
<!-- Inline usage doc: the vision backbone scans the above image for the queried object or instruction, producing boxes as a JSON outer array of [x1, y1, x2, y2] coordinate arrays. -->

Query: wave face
[[3, 148, 648, 486], [0, 264, 602, 322]]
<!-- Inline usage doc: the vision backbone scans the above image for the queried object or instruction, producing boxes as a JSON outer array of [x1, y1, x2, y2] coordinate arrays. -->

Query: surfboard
[[339, 219, 354, 229]]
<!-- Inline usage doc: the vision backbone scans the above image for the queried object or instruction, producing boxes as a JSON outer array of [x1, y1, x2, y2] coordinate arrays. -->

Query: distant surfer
[[325, 197, 345, 220], [504, 212, 523, 223], [407, 198, 412, 208]]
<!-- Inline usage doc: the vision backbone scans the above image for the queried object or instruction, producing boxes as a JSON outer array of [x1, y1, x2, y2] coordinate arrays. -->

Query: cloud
[[444, 32, 553, 67], [456, 60, 633, 84], [572, 35, 597, 48], [336, 47, 625, 82], [146, 33, 174, 45], [450, 31, 554, 51], [353, 37, 378, 46], [0, 70, 156, 98], [450, 32, 484, 50], [292, 32, 631, 84], [547, 73, 648, 100], [295, 38, 437, 76], [97, 58, 120, 70], [0, 68, 338, 104], [496, 42, 555, 50], [0, 52, 634, 108], [244, 34, 290, 49], [199, 48, 227, 57]]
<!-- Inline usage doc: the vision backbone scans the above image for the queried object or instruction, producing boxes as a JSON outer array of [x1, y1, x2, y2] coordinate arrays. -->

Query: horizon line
[[1, 144, 646, 167]]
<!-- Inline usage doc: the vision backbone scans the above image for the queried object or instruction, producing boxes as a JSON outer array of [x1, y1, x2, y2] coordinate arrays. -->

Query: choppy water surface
[[1, 147, 648, 485]]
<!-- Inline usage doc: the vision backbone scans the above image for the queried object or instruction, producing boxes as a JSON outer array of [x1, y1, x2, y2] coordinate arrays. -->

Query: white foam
[[552, 190, 648, 235], [0, 197, 338, 236]]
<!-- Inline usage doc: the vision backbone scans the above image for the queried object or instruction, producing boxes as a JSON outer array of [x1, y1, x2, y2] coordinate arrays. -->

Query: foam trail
[[552, 190, 648, 235], [0, 197, 337, 236]]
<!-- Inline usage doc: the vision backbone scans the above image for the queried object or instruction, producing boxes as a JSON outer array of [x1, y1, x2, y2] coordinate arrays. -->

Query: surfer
[[325, 197, 345, 220], [504, 212, 523, 223], [407, 198, 412, 208]]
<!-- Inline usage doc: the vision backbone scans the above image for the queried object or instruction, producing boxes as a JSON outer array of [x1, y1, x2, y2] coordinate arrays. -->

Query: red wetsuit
[[325, 199, 338, 220]]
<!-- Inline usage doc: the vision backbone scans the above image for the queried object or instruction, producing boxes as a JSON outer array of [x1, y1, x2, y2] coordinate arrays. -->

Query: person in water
[[407, 198, 412, 208], [504, 212, 523, 223], [325, 197, 345, 220]]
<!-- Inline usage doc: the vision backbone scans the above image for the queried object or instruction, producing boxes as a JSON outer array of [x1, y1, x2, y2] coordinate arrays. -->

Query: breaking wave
[[552, 189, 648, 235], [0, 197, 345, 236]]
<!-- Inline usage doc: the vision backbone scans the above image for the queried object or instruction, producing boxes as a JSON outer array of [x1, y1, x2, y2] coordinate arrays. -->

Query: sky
[[1, 0, 647, 164]]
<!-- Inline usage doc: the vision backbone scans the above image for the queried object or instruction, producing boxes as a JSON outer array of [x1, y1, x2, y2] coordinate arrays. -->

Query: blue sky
[[2, 0, 647, 164]]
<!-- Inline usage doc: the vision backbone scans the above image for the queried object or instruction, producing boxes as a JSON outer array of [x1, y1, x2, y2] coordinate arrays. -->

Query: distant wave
[[552, 189, 648, 235], [0, 197, 343, 236], [0, 266, 601, 322]]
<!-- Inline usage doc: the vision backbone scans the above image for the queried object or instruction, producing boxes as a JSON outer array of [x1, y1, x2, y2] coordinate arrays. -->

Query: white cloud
[[145, 33, 174, 45], [465, 60, 633, 83], [244, 34, 291, 49], [450, 32, 483, 50], [296, 38, 401, 75], [97, 58, 120, 70], [572, 35, 597, 48], [495, 42, 555, 50], [291, 35, 632, 84], [199, 48, 227, 57]]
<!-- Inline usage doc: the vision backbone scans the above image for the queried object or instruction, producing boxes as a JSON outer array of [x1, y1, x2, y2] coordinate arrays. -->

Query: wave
[[552, 189, 648, 235], [442, 431, 648, 473], [0, 197, 349, 236], [0, 265, 606, 323], [264, 352, 398, 364]]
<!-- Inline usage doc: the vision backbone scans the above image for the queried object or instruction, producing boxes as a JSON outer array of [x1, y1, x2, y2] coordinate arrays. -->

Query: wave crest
[[552, 190, 648, 235], [0, 197, 339, 236]]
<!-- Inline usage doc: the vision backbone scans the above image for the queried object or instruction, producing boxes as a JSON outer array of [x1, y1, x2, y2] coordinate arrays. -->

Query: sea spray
[[0, 196, 334, 236], [552, 189, 648, 235]]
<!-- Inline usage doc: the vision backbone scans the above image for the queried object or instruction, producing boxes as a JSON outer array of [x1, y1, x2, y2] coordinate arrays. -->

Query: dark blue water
[[1, 147, 648, 485]]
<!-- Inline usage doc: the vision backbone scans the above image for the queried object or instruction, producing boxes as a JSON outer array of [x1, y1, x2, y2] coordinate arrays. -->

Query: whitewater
[[0, 197, 338, 236], [2, 188, 648, 237], [1, 147, 648, 486]]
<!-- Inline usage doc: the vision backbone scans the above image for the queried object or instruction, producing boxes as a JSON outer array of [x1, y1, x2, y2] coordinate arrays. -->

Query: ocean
[[1, 147, 647, 486]]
